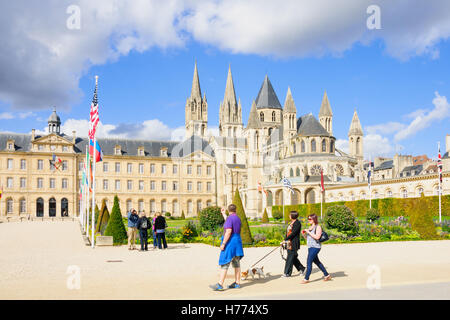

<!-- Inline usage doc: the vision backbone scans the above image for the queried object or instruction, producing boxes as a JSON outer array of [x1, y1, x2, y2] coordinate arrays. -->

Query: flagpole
[[438, 142, 442, 223], [91, 136, 96, 248], [369, 156, 372, 209]]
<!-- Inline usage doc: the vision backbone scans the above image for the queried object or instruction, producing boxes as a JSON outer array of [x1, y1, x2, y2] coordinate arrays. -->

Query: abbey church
[[0, 63, 448, 219]]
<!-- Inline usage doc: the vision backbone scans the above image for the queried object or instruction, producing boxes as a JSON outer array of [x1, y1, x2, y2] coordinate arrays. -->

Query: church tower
[[348, 109, 364, 160], [219, 65, 243, 137], [185, 61, 208, 139], [319, 90, 333, 135], [282, 87, 297, 153]]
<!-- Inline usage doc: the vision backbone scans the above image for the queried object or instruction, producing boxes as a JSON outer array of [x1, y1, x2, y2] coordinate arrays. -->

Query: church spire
[[191, 60, 202, 99], [247, 100, 262, 129], [283, 86, 296, 113], [224, 64, 237, 105], [348, 109, 363, 136], [319, 90, 333, 117]]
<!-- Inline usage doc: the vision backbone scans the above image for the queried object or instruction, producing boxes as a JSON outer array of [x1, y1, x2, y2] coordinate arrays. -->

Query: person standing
[[154, 212, 168, 249], [152, 213, 158, 249], [137, 211, 151, 251], [127, 209, 139, 250], [281, 211, 305, 277], [210, 204, 244, 291], [301, 214, 332, 283]]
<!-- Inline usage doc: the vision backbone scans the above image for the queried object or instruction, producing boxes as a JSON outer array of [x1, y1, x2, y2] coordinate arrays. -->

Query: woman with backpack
[[136, 211, 151, 251], [301, 214, 331, 284]]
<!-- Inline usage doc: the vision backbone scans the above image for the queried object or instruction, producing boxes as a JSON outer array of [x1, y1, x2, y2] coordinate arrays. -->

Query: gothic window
[[310, 164, 322, 176], [301, 140, 305, 153], [322, 139, 326, 152], [296, 167, 300, 176], [292, 142, 296, 154], [311, 139, 316, 152], [290, 168, 294, 177], [330, 140, 334, 153], [268, 128, 273, 136], [260, 112, 264, 122], [272, 111, 276, 122], [233, 154, 237, 164]]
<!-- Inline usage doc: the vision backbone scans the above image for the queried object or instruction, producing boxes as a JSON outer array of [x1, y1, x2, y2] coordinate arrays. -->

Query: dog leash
[[250, 244, 282, 268]]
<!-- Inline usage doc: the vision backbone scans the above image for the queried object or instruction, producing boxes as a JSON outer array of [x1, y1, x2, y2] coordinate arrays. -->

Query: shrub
[[366, 208, 380, 222], [104, 195, 128, 245], [262, 208, 269, 223], [181, 220, 198, 242], [181, 210, 185, 220], [95, 199, 110, 235], [165, 212, 171, 217], [325, 205, 358, 234], [233, 189, 253, 245], [408, 194, 438, 240], [198, 206, 224, 232], [253, 233, 267, 243], [272, 209, 283, 220]]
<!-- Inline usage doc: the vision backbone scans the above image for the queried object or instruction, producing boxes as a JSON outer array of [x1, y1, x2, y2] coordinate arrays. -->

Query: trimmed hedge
[[272, 194, 450, 218]]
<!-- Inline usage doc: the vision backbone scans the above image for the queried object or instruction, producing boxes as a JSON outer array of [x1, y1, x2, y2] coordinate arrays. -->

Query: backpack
[[141, 217, 148, 229]]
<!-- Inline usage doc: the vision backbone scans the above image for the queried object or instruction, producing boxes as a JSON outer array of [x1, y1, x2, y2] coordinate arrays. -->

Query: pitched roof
[[348, 110, 363, 136], [296, 113, 330, 136], [318, 91, 332, 117], [246, 100, 262, 129], [255, 75, 282, 109], [374, 160, 393, 171], [283, 87, 296, 113]]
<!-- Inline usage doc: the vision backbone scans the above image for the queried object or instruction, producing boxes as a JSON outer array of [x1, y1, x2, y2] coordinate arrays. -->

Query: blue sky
[[0, 1, 449, 160]]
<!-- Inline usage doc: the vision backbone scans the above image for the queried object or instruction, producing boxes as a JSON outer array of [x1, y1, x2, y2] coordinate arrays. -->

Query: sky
[[0, 0, 449, 160]]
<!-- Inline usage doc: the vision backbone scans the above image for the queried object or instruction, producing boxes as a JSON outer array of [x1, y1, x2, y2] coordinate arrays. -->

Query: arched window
[[172, 200, 178, 215], [311, 139, 316, 152], [19, 198, 26, 214], [330, 140, 334, 153], [36, 198, 44, 217], [126, 199, 132, 212], [402, 189, 408, 198], [150, 200, 156, 213], [49, 198, 56, 217], [322, 139, 326, 152], [233, 154, 237, 164], [296, 167, 300, 176], [268, 127, 273, 136], [260, 112, 264, 122], [196, 200, 202, 214], [61, 198, 68, 217], [290, 168, 294, 177], [6, 198, 13, 214], [301, 140, 305, 153], [272, 111, 276, 122]]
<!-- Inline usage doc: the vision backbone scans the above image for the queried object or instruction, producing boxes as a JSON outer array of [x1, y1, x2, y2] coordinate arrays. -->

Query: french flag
[[89, 139, 103, 162]]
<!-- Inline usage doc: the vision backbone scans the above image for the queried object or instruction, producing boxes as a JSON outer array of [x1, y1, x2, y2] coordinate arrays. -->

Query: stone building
[[1, 63, 449, 219]]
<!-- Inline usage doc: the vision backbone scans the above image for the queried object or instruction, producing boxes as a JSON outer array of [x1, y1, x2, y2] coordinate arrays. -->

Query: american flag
[[438, 144, 443, 184], [282, 177, 294, 194], [88, 78, 99, 140]]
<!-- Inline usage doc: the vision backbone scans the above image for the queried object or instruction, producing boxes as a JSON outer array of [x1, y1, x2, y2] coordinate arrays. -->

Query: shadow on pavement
[[308, 271, 347, 283], [238, 273, 280, 288]]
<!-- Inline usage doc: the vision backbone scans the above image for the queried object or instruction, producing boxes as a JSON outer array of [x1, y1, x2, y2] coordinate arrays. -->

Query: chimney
[[72, 130, 76, 144], [31, 129, 35, 141]]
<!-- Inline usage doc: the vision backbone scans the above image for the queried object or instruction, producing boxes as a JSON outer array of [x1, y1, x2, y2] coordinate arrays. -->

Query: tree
[[233, 189, 253, 245], [104, 195, 128, 245], [262, 208, 269, 223], [181, 210, 186, 220], [94, 204, 100, 227], [95, 199, 110, 235]]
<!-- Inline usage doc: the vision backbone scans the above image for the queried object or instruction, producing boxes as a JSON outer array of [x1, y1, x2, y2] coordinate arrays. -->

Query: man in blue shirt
[[127, 209, 139, 250]]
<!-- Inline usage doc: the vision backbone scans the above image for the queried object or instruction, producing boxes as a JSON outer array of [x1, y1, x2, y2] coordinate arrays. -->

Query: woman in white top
[[301, 214, 331, 284]]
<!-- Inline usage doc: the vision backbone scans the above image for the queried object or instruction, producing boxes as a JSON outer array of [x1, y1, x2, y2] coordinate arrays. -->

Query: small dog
[[241, 266, 265, 280]]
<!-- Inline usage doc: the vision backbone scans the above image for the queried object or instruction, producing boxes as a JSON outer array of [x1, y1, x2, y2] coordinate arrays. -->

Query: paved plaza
[[0, 221, 449, 300]]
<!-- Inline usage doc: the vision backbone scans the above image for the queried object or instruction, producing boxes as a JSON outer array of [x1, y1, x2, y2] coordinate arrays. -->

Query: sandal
[[324, 275, 332, 281], [300, 279, 310, 284]]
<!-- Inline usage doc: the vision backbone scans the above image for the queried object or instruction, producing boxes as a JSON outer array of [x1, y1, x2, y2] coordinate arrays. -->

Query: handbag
[[319, 228, 329, 242]]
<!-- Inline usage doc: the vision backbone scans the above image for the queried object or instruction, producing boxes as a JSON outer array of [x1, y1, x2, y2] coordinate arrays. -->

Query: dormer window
[[38, 145, 44, 151], [138, 147, 145, 156], [115, 145, 121, 155], [7, 140, 14, 151], [160, 147, 168, 157]]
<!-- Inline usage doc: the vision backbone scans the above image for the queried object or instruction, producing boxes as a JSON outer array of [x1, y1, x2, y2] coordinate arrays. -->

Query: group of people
[[126, 209, 168, 251], [210, 207, 331, 291]]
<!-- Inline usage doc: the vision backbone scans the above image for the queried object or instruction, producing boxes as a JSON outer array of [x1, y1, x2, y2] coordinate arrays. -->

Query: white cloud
[[0, 111, 35, 120], [336, 134, 400, 160], [2, 1, 450, 111], [0, 112, 14, 120], [394, 92, 450, 141], [365, 122, 406, 135]]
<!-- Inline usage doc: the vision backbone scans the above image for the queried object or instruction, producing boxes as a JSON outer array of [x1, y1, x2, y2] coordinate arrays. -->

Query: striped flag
[[0, 185, 3, 200], [320, 168, 325, 192], [438, 144, 443, 184], [89, 139, 103, 162], [88, 80, 99, 140], [282, 177, 294, 194], [50, 154, 62, 170]]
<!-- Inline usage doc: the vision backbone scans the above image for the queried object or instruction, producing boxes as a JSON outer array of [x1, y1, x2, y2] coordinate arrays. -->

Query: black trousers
[[156, 232, 167, 249], [284, 249, 305, 276], [139, 231, 148, 250]]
